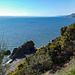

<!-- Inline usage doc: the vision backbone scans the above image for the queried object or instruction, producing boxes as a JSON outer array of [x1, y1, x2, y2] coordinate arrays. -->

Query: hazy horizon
[[0, 0, 75, 16]]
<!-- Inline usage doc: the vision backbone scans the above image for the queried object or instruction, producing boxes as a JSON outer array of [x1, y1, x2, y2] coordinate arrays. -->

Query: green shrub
[[60, 26, 68, 36], [32, 59, 53, 73], [60, 23, 75, 47], [36, 46, 47, 54]]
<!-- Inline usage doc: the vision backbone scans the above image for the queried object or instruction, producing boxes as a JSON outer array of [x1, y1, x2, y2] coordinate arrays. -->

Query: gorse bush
[[17, 63, 24, 70], [8, 71, 18, 75], [8, 72, 12, 75], [60, 26, 68, 36], [8, 61, 27, 75], [12, 70, 18, 75], [36, 46, 44, 54], [60, 22, 75, 47]]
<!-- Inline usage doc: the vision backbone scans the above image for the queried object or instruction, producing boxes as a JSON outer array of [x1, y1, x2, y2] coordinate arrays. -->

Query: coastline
[[4, 37, 58, 75], [2, 22, 75, 75]]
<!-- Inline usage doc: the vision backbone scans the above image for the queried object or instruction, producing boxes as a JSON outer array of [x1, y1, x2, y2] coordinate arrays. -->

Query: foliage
[[60, 26, 68, 36], [8, 71, 18, 75], [8, 72, 12, 75], [60, 22, 75, 47], [12, 70, 18, 75], [0, 36, 8, 75], [17, 63, 24, 70], [32, 58, 53, 73], [47, 37, 62, 61], [36, 46, 45, 54]]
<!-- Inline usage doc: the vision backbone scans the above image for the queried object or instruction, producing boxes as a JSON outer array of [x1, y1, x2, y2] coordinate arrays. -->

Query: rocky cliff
[[10, 40, 35, 59]]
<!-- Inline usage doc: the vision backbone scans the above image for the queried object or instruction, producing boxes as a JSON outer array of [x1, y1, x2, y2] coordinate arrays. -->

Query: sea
[[0, 16, 75, 51]]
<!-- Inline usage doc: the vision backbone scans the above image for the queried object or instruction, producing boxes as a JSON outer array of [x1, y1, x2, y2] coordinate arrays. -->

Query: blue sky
[[0, 0, 75, 16]]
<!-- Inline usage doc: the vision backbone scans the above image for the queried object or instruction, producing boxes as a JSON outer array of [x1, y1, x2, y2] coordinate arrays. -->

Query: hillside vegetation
[[8, 23, 75, 75]]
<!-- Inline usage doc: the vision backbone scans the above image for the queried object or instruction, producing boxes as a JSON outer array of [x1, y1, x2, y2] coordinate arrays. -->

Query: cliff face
[[10, 40, 35, 59]]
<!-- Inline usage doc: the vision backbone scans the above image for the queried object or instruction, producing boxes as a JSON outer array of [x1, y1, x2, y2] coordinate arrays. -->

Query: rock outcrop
[[10, 40, 35, 59], [4, 50, 11, 55]]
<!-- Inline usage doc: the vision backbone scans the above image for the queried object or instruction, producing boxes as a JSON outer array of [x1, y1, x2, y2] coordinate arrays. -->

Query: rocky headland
[[66, 13, 75, 18]]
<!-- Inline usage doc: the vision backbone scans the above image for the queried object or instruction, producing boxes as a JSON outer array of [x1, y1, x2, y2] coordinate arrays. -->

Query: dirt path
[[5, 58, 24, 75]]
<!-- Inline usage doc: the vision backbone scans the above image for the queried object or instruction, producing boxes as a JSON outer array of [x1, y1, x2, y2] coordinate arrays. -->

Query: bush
[[60, 26, 68, 36], [32, 59, 53, 73], [47, 41, 61, 60], [17, 63, 24, 70], [8, 72, 12, 75], [12, 70, 18, 75], [36, 47, 46, 54], [60, 23, 75, 47]]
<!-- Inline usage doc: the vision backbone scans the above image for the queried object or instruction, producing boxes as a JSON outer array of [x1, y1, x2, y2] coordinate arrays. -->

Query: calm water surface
[[0, 17, 75, 51]]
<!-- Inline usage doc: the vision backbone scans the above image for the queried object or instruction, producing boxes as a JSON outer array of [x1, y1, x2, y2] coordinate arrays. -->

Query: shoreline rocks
[[10, 40, 35, 59], [4, 50, 11, 55]]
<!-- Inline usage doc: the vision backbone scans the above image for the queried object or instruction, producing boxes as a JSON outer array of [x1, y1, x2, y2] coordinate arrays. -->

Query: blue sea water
[[0, 16, 75, 51]]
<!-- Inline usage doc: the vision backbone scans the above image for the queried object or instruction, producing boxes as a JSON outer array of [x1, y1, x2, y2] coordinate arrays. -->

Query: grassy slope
[[44, 56, 75, 75]]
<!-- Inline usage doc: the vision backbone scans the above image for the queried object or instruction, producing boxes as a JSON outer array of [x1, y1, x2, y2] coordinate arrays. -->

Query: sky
[[0, 0, 75, 16]]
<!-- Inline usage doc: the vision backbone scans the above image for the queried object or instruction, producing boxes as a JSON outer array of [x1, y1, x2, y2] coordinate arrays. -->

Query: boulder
[[4, 50, 11, 55], [10, 40, 35, 59]]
